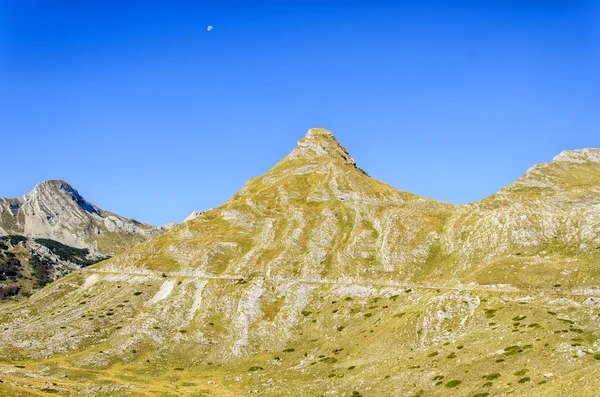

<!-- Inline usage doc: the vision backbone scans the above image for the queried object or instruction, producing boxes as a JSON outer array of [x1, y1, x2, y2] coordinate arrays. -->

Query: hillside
[[0, 235, 108, 300], [0, 129, 599, 396]]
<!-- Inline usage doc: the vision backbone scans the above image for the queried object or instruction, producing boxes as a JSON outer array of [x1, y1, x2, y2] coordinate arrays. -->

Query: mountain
[[1, 129, 600, 396], [0, 180, 164, 255], [0, 181, 165, 299]]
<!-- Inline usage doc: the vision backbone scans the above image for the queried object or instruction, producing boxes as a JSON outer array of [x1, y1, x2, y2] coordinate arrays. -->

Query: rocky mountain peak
[[552, 148, 600, 164], [288, 128, 356, 166], [34, 179, 70, 190], [1, 180, 163, 254], [184, 210, 205, 222], [31, 179, 102, 217]]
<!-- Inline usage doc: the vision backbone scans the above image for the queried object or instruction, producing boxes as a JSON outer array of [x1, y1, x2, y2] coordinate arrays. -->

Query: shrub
[[445, 380, 461, 388], [485, 373, 501, 380], [503, 345, 523, 356], [319, 357, 337, 364], [484, 309, 497, 318]]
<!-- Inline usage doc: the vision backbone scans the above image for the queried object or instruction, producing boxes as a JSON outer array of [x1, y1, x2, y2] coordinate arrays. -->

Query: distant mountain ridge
[[0, 180, 164, 255], [0, 180, 166, 299]]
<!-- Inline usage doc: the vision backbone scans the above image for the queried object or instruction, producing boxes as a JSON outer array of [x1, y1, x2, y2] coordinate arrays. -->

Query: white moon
[[207, 25, 213, 31]]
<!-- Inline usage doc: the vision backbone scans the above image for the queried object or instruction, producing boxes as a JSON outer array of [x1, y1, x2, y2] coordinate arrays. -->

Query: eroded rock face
[[0, 180, 163, 255]]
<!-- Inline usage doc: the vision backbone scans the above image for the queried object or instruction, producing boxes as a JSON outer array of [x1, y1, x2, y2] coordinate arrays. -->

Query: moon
[[207, 25, 213, 31]]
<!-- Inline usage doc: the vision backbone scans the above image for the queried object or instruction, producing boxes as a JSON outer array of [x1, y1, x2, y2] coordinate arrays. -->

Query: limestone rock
[[0, 180, 162, 256], [184, 210, 205, 222]]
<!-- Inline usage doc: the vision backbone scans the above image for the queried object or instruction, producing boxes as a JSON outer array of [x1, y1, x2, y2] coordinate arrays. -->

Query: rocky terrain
[[184, 209, 206, 222], [0, 180, 164, 255], [0, 128, 599, 396], [0, 235, 108, 300], [0, 181, 165, 299]]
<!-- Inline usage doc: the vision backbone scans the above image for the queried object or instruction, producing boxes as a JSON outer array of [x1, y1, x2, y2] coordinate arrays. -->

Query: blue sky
[[1, 0, 598, 225]]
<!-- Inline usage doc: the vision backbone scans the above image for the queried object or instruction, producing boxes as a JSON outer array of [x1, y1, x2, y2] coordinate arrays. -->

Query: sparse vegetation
[[445, 380, 462, 388]]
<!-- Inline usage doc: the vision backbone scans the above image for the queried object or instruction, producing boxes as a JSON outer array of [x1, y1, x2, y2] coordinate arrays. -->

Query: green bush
[[445, 380, 461, 388], [319, 357, 337, 364], [503, 345, 523, 356], [485, 373, 501, 380]]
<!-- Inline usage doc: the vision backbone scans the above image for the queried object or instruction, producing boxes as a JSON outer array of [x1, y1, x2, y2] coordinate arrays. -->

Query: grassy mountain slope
[[1, 129, 599, 396]]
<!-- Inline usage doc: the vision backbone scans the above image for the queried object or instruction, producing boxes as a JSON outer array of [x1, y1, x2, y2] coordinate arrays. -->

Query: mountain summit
[[288, 128, 356, 166], [1, 130, 600, 396], [0, 180, 163, 255]]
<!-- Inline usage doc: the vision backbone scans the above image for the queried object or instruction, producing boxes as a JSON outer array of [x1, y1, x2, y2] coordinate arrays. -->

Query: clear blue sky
[[1, 0, 598, 225]]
